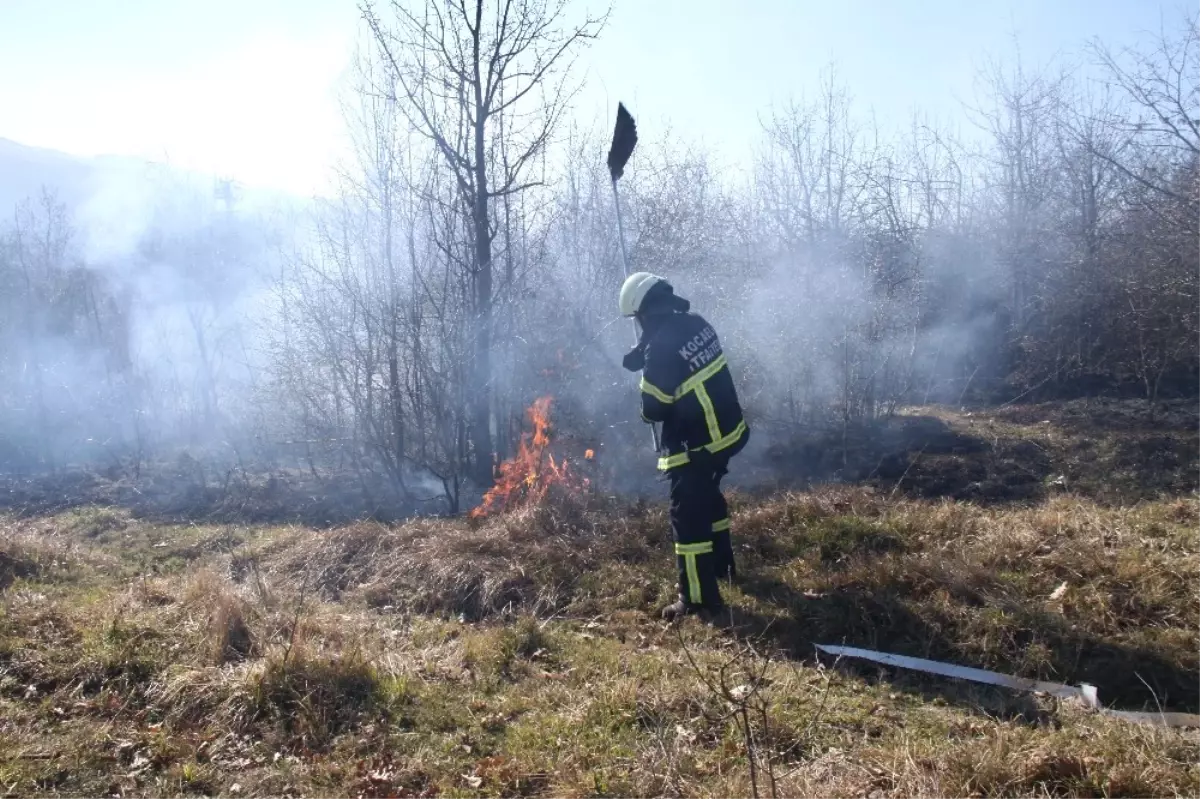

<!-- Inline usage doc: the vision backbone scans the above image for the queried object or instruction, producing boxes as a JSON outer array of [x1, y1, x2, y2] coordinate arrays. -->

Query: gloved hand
[[622, 343, 646, 372]]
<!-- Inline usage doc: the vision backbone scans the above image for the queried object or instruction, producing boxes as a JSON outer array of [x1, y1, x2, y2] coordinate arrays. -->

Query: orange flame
[[470, 396, 588, 518]]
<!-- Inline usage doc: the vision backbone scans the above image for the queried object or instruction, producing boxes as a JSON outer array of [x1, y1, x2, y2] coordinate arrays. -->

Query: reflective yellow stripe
[[693, 382, 723, 444], [640, 378, 674, 404], [705, 420, 747, 454], [658, 452, 689, 470], [712, 518, 730, 533], [656, 421, 747, 471], [650, 351, 745, 471], [675, 542, 712, 604], [675, 354, 727, 400], [684, 553, 701, 602]]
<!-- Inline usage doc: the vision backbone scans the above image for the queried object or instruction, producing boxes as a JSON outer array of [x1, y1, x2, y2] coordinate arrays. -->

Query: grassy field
[[1, 402, 1197, 797]]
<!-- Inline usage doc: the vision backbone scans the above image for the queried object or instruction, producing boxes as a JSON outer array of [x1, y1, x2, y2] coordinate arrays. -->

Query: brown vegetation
[[1, 404, 1196, 797]]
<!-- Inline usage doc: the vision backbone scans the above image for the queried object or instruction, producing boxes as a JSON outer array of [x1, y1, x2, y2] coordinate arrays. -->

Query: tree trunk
[[471, 117, 494, 482]]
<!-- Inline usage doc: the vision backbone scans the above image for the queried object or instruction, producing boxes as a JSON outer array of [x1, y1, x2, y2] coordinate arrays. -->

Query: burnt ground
[[754, 398, 1198, 505], [0, 457, 450, 526], [0, 398, 1195, 525]]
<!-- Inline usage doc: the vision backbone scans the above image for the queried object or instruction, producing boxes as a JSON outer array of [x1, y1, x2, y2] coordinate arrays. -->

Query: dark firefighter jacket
[[640, 311, 748, 470]]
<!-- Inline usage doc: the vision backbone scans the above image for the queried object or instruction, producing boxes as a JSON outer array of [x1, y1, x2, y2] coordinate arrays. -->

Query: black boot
[[662, 597, 727, 624], [661, 599, 693, 622]]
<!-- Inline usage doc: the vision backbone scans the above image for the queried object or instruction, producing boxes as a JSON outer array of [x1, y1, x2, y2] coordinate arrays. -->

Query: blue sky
[[0, 0, 1183, 195]]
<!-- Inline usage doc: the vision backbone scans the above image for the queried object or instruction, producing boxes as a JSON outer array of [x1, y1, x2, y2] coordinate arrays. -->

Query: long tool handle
[[611, 178, 661, 452]]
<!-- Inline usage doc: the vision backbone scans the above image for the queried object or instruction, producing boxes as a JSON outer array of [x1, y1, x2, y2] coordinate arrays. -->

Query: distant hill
[[0, 136, 307, 222], [0, 136, 99, 214], [0, 136, 310, 267]]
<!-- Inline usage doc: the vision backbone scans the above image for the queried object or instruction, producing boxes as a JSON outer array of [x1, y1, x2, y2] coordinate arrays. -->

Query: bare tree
[[972, 52, 1064, 331], [361, 0, 606, 480], [1089, 14, 1199, 201], [1088, 16, 1199, 399]]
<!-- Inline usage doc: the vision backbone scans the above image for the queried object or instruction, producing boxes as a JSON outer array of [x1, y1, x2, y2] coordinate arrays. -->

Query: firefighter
[[619, 272, 749, 622]]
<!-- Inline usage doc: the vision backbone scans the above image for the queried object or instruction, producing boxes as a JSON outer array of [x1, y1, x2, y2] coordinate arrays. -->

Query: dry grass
[[257, 492, 663, 620], [0, 513, 118, 590], [179, 569, 257, 665], [1, 404, 1197, 797]]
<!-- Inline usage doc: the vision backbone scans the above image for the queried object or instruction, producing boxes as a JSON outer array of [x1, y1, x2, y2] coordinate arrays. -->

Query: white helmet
[[619, 271, 667, 317]]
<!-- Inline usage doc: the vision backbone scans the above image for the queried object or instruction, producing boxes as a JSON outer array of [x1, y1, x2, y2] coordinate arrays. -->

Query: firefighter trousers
[[668, 456, 736, 610]]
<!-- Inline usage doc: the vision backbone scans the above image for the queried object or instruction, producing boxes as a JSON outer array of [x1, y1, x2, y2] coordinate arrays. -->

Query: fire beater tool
[[607, 102, 660, 451]]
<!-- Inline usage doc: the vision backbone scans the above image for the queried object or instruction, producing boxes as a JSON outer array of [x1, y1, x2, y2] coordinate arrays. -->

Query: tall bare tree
[[972, 53, 1063, 331], [361, 0, 606, 480]]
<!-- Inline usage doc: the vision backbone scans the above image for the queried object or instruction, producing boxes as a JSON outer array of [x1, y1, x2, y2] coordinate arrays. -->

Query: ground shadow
[[733, 570, 1200, 716]]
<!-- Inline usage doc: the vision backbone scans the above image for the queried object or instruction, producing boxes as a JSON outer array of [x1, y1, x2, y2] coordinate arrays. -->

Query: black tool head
[[607, 102, 638, 180]]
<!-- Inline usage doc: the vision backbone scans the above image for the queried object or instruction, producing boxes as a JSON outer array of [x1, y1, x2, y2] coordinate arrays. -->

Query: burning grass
[[471, 396, 589, 519]]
